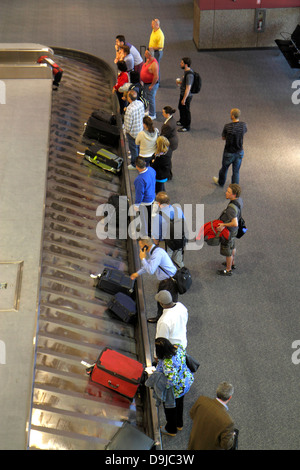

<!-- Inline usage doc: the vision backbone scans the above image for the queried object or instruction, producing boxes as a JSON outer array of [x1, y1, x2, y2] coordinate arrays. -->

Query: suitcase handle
[[108, 380, 119, 389]]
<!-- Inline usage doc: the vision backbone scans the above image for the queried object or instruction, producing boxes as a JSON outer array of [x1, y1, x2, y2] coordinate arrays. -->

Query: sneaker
[[149, 114, 156, 120], [212, 176, 219, 185], [178, 127, 189, 132], [127, 164, 136, 170], [217, 269, 232, 276], [176, 120, 182, 126], [160, 426, 176, 437]]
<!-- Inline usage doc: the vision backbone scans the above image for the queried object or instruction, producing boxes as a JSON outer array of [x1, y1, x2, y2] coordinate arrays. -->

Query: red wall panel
[[198, 0, 300, 10]]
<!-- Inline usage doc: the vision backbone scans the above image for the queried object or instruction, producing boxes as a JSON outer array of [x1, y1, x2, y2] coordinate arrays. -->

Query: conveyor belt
[[27, 50, 158, 450]]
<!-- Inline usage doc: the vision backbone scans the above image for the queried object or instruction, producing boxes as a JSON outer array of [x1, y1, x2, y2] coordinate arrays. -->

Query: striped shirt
[[222, 121, 247, 153], [124, 99, 144, 138]]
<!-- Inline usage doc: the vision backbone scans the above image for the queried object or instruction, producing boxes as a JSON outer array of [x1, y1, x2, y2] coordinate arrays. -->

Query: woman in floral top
[[155, 337, 194, 436]]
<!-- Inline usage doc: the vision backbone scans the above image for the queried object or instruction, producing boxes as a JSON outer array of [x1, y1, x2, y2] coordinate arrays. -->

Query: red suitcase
[[89, 348, 144, 399]]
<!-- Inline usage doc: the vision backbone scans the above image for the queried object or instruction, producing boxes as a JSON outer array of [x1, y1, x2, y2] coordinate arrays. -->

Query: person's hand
[[216, 223, 225, 232], [130, 272, 139, 280]]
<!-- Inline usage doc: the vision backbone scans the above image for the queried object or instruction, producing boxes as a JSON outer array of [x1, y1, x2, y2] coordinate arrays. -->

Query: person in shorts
[[216, 184, 243, 276]]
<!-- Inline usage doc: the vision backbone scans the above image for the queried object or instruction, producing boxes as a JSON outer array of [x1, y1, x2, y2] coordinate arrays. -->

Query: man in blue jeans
[[213, 109, 247, 187]]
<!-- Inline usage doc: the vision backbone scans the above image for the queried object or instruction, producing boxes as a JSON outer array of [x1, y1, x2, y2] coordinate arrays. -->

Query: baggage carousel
[[0, 45, 159, 450]]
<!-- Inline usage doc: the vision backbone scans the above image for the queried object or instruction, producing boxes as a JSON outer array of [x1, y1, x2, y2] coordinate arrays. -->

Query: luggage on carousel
[[108, 292, 137, 323], [88, 347, 144, 399], [83, 115, 120, 147], [96, 267, 135, 296], [84, 143, 123, 173], [91, 109, 117, 125]]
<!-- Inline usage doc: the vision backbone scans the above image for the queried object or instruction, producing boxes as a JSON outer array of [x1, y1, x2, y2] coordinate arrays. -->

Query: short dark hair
[[136, 156, 146, 169], [116, 35, 125, 43], [155, 337, 177, 360], [182, 57, 191, 67], [117, 60, 127, 72], [229, 183, 241, 198]]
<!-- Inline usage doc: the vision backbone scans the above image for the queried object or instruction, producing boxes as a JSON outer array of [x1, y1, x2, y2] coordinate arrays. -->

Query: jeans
[[144, 82, 159, 117], [178, 94, 192, 129], [218, 150, 244, 187], [126, 133, 139, 166], [154, 50, 163, 82]]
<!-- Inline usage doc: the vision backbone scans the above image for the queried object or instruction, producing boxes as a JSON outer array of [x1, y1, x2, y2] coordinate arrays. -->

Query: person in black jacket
[[150, 136, 172, 193], [161, 106, 178, 180]]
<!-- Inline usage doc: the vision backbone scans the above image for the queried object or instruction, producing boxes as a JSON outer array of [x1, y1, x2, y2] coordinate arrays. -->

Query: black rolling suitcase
[[108, 292, 137, 323], [96, 268, 135, 296], [91, 110, 117, 125], [83, 115, 120, 147], [84, 143, 123, 173]]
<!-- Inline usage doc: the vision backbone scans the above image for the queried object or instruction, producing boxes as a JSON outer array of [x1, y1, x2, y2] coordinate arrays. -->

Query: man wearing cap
[[154, 290, 188, 356]]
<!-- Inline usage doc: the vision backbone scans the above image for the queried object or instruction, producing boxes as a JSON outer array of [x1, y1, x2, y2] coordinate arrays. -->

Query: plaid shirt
[[124, 100, 144, 138]]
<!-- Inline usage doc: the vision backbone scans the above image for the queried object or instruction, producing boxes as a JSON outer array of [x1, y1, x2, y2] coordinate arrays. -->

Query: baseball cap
[[154, 290, 172, 305]]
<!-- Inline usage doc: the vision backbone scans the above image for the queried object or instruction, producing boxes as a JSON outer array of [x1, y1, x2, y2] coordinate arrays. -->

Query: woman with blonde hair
[[150, 135, 172, 193]]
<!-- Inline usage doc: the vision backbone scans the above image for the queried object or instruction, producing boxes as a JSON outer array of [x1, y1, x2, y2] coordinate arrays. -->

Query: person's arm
[[139, 247, 162, 276], [219, 424, 236, 450], [217, 217, 238, 231], [181, 84, 191, 105], [134, 178, 144, 207], [149, 62, 159, 90]]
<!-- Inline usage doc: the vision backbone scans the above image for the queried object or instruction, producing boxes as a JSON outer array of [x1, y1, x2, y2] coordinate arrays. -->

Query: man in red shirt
[[140, 49, 159, 120]]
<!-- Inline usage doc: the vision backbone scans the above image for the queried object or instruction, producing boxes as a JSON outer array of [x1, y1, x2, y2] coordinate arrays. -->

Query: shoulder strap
[[150, 244, 159, 255], [228, 201, 241, 219]]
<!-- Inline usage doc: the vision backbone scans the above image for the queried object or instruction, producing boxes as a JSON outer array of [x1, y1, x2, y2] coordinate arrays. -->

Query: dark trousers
[[164, 395, 184, 434], [178, 94, 193, 129], [139, 204, 153, 237], [155, 181, 166, 193]]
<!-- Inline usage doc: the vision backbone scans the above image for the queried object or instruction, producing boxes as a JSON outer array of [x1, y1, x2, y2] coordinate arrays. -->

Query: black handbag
[[186, 353, 200, 373], [173, 266, 192, 294]]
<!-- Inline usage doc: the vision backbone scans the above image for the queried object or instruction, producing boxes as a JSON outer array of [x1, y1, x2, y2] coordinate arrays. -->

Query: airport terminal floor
[[0, 0, 299, 451]]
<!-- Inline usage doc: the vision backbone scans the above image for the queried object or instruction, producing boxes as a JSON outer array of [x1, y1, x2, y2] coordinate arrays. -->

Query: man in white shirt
[[154, 290, 188, 356]]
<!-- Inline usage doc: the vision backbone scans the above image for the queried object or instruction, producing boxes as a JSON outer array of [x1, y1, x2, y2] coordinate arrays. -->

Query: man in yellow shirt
[[149, 18, 165, 82]]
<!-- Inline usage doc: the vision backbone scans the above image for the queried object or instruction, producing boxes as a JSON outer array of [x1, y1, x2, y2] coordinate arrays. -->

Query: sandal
[[222, 262, 236, 270], [160, 426, 176, 437]]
